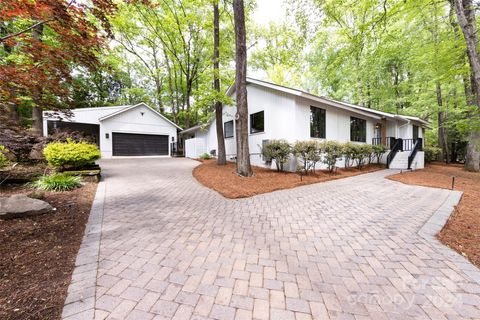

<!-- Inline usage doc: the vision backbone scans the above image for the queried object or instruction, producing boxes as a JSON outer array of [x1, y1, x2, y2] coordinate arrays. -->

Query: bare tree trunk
[[465, 131, 480, 171], [185, 79, 192, 128], [164, 51, 178, 122], [32, 23, 44, 136], [214, 0, 226, 165], [453, 0, 480, 171], [233, 0, 252, 177], [436, 82, 450, 163]]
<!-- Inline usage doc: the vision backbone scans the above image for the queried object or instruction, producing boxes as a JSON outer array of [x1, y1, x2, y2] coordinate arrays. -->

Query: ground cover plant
[[30, 173, 82, 192]]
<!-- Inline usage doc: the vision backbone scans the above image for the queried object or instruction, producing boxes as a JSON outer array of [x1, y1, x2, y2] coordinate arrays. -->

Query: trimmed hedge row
[[261, 140, 388, 174]]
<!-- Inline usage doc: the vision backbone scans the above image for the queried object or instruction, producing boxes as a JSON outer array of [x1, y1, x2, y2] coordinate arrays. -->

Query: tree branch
[[0, 19, 55, 42]]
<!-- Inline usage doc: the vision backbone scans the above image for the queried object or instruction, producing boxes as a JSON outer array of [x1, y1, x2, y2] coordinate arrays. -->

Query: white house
[[43, 103, 182, 158], [181, 78, 430, 170]]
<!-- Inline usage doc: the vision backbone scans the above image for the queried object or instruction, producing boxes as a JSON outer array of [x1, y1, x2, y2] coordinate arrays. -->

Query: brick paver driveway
[[64, 158, 480, 320]]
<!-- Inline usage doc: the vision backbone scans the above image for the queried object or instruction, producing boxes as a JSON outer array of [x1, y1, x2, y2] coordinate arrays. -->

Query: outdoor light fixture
[[106, 133, 109, 139], [141, 111, 145, 116]]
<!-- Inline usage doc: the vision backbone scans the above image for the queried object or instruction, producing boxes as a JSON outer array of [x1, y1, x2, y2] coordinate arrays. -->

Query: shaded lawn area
[[193, 159, 384, 199], [388, 163, 480, 267], [0, 183, 97, 320]]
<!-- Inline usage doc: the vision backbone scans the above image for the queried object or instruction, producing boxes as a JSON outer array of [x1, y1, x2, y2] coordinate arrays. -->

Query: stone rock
[[29, 142, 45, 161], [0, 194, 53, 219]]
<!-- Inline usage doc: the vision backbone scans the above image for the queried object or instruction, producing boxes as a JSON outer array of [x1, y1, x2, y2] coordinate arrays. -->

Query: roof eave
[[300, 93, 382, 120], [98, 102, 183, 130]]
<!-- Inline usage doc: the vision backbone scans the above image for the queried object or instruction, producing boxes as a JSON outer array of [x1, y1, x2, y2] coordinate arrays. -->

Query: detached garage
[[43, 103, 182, 158]]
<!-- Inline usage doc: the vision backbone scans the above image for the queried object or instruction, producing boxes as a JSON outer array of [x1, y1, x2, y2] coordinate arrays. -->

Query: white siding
[[294, 97, 377, 144], [42, 106, 129, 136], [386, 119, 397, 138], [187, 82, 428, 171], [222, 84, 296, 166], [185, 138, 206, 158], [100, 105, 177, 158], [43, 104, 179, 158]]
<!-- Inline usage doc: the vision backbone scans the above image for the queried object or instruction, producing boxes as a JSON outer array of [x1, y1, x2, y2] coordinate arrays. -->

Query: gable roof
[[227, 78, 430, 126], [98, 103, 183, 130]]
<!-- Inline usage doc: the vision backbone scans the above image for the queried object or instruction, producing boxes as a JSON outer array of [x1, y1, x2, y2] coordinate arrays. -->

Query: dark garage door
[[112, 133, 169, 156]]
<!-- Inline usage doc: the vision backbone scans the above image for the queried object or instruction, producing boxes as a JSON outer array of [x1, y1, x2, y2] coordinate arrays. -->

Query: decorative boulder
[[0, 194, 53, 219], [29, 140, 47, 161]]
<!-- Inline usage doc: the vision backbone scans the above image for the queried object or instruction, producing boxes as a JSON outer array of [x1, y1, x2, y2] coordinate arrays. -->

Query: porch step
[[389, 151, 424, 170]]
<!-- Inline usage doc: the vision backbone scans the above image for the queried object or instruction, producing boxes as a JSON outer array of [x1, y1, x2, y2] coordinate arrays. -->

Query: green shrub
[[321, 141, 343, 172], [293, 140, 321, 174], [260, 140, 292, 172], [354, 144, 374, 168], [0, 145, 8, 168], [424, 146, 442, 163], [199, 153, 212, 160], [372, 144, 387, 164], [43, 140, 100, 169], [30, 173, 82, 192], [342, 142, 358, 168]]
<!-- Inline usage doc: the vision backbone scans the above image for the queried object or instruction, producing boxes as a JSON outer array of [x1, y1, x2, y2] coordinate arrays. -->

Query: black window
[[224, 120, 234, 138], [250, 111, 264, 134], [310, 106, 326, 138], [350, 117, 366, 142], [413, 125, 419, 140]]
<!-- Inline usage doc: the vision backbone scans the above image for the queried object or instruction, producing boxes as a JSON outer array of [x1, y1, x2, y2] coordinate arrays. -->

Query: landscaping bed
[[388, 163, 480, 267], [0, 163, 53, 183], [193, 159, 384, 198], [0, 182, 97, 320]]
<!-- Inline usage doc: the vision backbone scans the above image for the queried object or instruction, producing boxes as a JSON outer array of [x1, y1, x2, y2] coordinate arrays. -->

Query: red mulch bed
[[388, 163, 480, 267], [193, 159, 384, 199], [0, 182, 97, 320]]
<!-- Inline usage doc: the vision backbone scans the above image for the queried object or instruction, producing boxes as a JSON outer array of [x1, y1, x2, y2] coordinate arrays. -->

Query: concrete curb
[[61, 179, 106, 320], [418, 190, 480, 285]]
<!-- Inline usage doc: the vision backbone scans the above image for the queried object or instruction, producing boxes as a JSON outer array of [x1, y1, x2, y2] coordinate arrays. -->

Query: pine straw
[[0, 183, 97, 320], [388, 163, 480, 267], [193, 159, 384, 199]]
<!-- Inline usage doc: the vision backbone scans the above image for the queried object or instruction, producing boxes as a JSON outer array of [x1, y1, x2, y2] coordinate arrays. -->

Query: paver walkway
[[63, 158, 480, 320]]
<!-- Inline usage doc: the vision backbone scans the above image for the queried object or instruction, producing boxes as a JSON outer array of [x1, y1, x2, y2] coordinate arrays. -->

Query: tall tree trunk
[[185, 80, 192, 128], [213, 0, 226, 165], [436, 82, 450, 163], [453, 0, 480, 171], [165, 53, 177, 122], [32, 23, 44, 136], [233, 0, 252, 177], [465, 132, 480, 171]]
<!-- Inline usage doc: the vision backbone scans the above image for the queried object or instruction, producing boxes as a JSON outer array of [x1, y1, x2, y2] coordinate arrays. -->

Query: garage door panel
[[112, 133, 169, 156]]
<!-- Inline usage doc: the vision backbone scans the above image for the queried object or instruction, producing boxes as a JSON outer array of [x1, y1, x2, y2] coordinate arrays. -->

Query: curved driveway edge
[[418, 191, 480, 286], [62, 158, 480, 320]]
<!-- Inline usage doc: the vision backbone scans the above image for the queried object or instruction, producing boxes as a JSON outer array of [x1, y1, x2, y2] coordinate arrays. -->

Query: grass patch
[[30, 173, 82, 192]]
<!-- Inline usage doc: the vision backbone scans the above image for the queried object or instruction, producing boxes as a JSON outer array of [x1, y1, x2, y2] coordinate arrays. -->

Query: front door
[[413, 125, 419, 140]]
